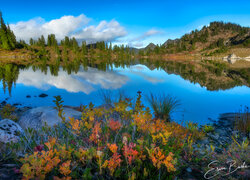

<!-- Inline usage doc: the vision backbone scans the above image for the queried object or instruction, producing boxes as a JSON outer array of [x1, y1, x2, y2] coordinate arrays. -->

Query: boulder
[[18, 106, 82, 130], [223, 53, 241, 64], [0, 119, 23, 143]]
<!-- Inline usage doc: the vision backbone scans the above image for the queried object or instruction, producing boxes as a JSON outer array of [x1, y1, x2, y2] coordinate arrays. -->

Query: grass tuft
[[146, 92, 180, 122]]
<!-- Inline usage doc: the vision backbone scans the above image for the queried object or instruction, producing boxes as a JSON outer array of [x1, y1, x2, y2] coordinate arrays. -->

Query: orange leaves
[[108, 119, 122, 131], [59, 160, 71, 176], [163, 152, 176, 172], [20, 146, 61, 179], [107, 143, 118, 154], [89, 122, 101, 144], [133, 113, 152, 133], [146, 147, 176, 172], [122, 142, 139, 165], [19, 95, 204, 179], [103, 152, 122, 176], [103, 143, 122, 175], [45, 137, 56, 150], [68, 117, 82, 134]]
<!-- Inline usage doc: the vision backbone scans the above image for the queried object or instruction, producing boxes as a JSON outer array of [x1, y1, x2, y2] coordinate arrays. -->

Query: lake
[[0, 62, 249, 125]]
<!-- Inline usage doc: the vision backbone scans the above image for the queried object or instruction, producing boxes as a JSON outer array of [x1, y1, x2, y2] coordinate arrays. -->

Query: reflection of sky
[[1, 64, 250, 125], [15, 67, 129, 94]]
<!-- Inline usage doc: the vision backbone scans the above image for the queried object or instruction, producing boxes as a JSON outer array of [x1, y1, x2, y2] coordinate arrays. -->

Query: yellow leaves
[[107, 143, 118, 154], [147, 147, 176, 172], [20, 163, 34, 180], [133, 113, 152, 133], [75, 148, 88, 164], [45, 137, 56, 150], [59, 160, 71, 176], [129, 172, 136, 180], [68, 117, 82, 134], [163, 152, 176, 172], [57, 144, 73, 160], [152, 131, 172, 145]]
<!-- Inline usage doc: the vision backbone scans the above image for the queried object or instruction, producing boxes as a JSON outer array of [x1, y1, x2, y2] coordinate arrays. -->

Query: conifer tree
[[0, 12, 16, 50]]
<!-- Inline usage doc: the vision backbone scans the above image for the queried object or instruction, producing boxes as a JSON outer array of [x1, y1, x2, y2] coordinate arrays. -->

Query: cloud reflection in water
[[17, 67, 130, 94]]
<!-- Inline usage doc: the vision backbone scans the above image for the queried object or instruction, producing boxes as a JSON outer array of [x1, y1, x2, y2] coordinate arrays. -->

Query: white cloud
[[134, 29, 162, 41], [74, 20, 127, 43], [10, 14, 126, 43], [17, 67, 129, 94], [128, 29, 163, 48], [128, 65, 164, 84]]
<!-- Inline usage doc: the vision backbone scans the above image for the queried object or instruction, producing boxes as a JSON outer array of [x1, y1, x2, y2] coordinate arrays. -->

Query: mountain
[[145, 43, 156, 50], [145, 21, 250, 56]]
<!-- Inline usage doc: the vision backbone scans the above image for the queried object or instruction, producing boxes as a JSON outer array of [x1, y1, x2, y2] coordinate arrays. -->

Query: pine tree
[[29, 38, 34, 45], [0, 12, 16, 50], [81, 41, 87, 55]]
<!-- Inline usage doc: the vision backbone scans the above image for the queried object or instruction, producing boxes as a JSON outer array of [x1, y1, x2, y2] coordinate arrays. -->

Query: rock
[[96, 104, 114, 110], [38, 93, 48, 98], [198, 137, 209, 145], [0, 119, 23, 143], [26, 95, 31, 98], [186, 167, 192, 173], [215, 129, 227, 136], [210, 133, 220, 140], [1, 101, 7, 106], [18, 106, 82, 130], [223, 53, 241, 64]]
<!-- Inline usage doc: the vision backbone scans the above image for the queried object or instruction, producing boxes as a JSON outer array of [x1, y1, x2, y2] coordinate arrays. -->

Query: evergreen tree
[[7, 24, 16, 49], [37, 35, 46, 47], [81, 41, 87, 55], [0, 12, 16, 50], [29, 38, 34, 45], [71, 37, 79, 52]]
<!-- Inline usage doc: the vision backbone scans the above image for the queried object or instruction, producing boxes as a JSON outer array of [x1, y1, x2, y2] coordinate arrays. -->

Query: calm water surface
[[1, 64, 249, 125]]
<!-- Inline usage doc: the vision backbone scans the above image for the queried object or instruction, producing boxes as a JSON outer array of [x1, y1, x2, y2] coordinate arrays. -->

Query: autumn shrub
[[0, 103, 17, 121], [15, 93, 204, 179]]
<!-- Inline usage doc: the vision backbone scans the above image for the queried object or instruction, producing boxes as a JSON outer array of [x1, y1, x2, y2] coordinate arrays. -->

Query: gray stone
[[198, 137, 209, 145], [0, 119, 23, 143], [38, 93, 48, 98], [215, 129, 227, 136], [186, 167, 192, 173], [18, 106, 82, 130]]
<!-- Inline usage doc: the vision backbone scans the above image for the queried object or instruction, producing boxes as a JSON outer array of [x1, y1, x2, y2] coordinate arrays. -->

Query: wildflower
[[123, 136, 128, 144], [97, 150, 103, 157]]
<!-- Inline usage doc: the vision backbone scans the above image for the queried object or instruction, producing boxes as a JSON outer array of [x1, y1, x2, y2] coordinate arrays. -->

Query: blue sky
[[1, 0, 250, 48]]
